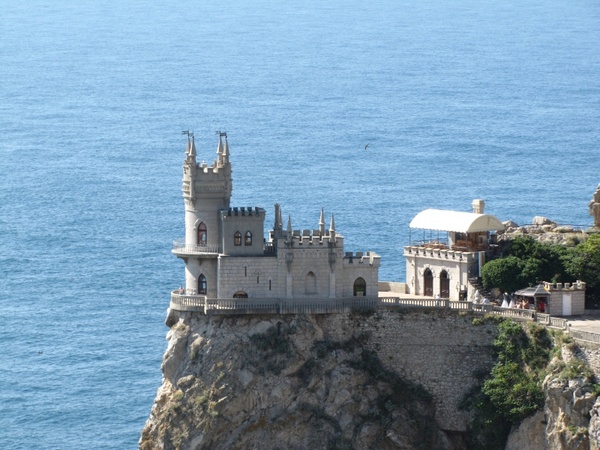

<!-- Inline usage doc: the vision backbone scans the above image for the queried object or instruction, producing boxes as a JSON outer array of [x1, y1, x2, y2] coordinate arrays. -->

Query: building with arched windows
[[404, 200, 505, 300], [172, 133, 380, 304]]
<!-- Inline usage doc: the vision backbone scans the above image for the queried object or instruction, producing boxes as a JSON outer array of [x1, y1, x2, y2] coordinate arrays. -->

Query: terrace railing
[[169, 291, 600, 344], [172, 240, 221, 254]]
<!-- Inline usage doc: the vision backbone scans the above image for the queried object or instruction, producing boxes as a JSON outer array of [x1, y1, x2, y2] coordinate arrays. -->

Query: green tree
[[481, 256, 523, 293], [507, 236, 571, 286], [564, 234, 600, 307]]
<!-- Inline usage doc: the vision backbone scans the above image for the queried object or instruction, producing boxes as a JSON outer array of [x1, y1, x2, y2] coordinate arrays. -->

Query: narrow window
[[269, 280, 272, 291], [197, 222, 207, 246], [305, 271, 317, 295], [257, 275, 259, 284], [245, 231, 253, 246], [234, 231, 242, 246], [244, 266, 247, 277], [424, 269, 433, 297], [198, 274, 207, 295], [440, 270, 450, 298]]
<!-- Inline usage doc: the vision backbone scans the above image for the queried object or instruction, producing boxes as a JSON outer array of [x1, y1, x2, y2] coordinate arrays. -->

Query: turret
[[182, 132, 233, 248]]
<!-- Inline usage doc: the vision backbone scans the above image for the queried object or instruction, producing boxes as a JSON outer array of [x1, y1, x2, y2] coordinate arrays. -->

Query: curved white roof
[[409, 209, 505, 233]]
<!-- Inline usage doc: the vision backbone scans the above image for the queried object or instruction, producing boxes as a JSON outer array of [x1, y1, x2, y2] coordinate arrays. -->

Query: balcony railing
[[172, 239, 221, 254]]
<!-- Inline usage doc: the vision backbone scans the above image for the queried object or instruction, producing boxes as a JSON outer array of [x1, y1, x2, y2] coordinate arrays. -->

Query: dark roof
[[515, 284, 550, 297]]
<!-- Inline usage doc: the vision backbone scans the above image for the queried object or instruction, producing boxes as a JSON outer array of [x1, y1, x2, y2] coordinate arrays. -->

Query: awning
[[409, 209, 505, 233]]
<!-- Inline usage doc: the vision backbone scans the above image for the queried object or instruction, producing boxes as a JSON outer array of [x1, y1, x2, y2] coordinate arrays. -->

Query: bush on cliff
[[464, 320, 552, 450], [563, 234, 600, 308]]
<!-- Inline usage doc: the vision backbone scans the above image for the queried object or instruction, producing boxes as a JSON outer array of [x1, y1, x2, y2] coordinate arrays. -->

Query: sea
[[1, 0, 598, 448]]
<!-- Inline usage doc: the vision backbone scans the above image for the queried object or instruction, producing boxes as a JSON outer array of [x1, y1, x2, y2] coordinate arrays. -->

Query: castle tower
[[182, 132, 232, 248], [175, 132, 233, 296]]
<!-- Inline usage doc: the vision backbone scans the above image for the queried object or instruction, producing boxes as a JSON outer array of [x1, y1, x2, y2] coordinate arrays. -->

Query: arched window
[[197, 222, 207, 246], [233, 291, 248, 298], [305, 271, 317, 295], [440, 270, 450, 298], [198, 274, 207, 295], [424, 268, 433, 297], [245, 231, 252, 246], [234, 231, 242, 246], [353, 277, 366, 296]]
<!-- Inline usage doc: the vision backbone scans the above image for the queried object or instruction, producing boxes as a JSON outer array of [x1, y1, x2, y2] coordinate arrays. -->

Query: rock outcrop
[[142, 310, 600, 450], [500, 218, 591, 246], [140, 309, 498, 450]]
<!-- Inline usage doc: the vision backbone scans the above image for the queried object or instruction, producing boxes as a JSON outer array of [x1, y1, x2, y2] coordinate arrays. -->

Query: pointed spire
[[222, 134, 230, 165], [184, 132, 196, 165], [319, 208, 325, 234], [329, 214, 336, 241], [287, 215, 292, 233], [216, 131, 229, 166], [277, 204, 283, 230], [190, 135, 197, 160], [274, 203, 283, 230], [216, 133, 224, 164]]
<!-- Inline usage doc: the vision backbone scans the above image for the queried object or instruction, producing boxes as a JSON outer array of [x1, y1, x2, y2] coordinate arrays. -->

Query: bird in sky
[[364, 144, 369, 150]]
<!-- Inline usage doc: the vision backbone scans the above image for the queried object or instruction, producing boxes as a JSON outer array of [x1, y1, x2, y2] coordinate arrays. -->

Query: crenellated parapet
[[543, 281, 586, 292], [343, 251, 381, 267], [403, 245, 478, 262], [287, 229, 343, 247]]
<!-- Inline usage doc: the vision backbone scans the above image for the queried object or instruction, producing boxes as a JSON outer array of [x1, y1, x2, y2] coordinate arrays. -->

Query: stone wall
[[317, 309, 496, 431]]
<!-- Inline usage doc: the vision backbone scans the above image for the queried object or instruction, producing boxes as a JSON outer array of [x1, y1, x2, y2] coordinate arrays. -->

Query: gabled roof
[[409, 209, 505, 233]]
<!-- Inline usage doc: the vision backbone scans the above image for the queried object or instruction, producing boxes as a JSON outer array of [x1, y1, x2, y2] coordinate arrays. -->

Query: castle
[[171, 133, 380, 307]]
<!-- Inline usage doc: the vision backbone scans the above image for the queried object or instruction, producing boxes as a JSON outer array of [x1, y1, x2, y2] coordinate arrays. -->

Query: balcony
[[172, 239, 221, 257]]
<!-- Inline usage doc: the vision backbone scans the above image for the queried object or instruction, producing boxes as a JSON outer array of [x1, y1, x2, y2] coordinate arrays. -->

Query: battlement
[[544, 281, 586, 291], [289, 229, 343, 245], [226, 206, 265, 217], [343, 251, 381, 267]]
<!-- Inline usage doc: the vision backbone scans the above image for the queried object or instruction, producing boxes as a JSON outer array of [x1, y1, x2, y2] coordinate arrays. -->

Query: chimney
[[472, 199, 485, 214]]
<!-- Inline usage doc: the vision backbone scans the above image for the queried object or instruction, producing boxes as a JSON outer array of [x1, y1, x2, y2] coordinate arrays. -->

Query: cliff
[[141, 309, 600, 450], [140, 309, 497, 449]]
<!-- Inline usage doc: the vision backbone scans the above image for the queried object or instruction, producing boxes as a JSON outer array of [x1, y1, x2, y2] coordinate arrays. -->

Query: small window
[[245, 231, 253, 246], [234, 231, 242, 246], [197, 222, 207, 246], [198, 274, 207, 295], [305, 271, 317, 295]]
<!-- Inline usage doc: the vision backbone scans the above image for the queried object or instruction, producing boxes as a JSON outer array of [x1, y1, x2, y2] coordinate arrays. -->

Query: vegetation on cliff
[[482, 235, 600, 307], [462, 320, 553, 449]]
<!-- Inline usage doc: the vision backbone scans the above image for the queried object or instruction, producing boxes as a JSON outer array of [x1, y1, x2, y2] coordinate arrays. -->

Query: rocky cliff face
[[505, 345, 600, 450], [140, 309, 497, 450], [140, 309, 600, 450]]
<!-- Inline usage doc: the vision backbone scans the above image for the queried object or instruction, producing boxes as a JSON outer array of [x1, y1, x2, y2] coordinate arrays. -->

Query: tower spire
[[329, 214, 336, 242], [183, 130, 196, 165], [274, 203, 283, 231], [319, 208, 325, 234], [216, 130, 228, 166]]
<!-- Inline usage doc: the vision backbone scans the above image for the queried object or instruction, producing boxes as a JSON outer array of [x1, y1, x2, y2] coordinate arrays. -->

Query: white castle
[[171, 133, 380, 307]]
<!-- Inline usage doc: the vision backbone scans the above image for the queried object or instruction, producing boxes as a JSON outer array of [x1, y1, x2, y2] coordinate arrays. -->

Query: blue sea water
[[1, 0, 599, 448]]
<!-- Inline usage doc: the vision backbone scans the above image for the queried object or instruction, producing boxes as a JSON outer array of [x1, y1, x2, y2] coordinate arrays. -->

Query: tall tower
[[182, 131, 232, 248], [175, 132, 232, 296]]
